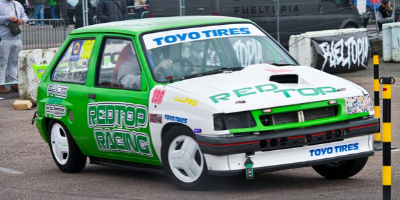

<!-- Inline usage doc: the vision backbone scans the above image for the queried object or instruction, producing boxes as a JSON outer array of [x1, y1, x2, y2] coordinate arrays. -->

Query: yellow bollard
[[373, 51, 382, 150], [380, 77, 395, 200]]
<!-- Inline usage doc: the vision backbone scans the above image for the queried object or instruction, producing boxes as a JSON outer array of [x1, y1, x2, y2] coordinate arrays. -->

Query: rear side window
[[51, 39, 95, 84]]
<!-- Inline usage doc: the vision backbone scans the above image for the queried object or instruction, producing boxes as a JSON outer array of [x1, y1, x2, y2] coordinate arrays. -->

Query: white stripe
[[0, 97, 4, 100], [0, 167, 23, 174]]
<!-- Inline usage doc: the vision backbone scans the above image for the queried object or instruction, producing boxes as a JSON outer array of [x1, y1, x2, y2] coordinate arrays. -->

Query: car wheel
[[161, 126, 209, 190], [48, 120, 86, 173], [344, 23, 358, 29], [312, 157, 368, 179]]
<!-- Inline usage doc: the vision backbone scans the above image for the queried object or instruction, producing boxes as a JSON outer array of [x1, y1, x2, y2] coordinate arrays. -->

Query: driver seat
[[112, 44, 138, 87]]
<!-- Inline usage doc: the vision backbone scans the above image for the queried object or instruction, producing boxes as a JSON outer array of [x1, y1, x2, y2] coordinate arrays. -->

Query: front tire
[[48, 120, 86, 173], [161, 126, 209, 190], [312, 157, 369, 179]]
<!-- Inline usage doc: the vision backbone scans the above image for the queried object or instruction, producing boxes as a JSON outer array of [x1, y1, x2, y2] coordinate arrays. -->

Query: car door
[[87, 35, 160, 165], [47, 35, 98, 156]]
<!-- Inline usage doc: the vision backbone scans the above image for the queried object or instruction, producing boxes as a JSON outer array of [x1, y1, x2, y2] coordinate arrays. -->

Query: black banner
[[311, 32, 369, 74]]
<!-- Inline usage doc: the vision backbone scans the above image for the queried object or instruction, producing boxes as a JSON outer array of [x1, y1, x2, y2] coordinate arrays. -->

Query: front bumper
[[197, 116, 378, 155], [204, 135, 374, 176]]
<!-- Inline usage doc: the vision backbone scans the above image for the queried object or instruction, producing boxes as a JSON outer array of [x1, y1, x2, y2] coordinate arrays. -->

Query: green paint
[[210, 84, 339, 103], [209, 93, 231, 103], [297, 88, 319, 96], [32, 64, 49, 80], [274, 89, 296, 98], [255, 84, 278, 93], [233, 87, 257, 97]]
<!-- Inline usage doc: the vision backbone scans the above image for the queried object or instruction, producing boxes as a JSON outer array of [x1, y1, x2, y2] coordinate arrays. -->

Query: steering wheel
[[172, 58, 194, 77]]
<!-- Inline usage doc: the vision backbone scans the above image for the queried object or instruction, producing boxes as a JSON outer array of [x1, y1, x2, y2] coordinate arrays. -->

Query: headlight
[[344, 94, 374, 115], [213, 112, 256, 130]]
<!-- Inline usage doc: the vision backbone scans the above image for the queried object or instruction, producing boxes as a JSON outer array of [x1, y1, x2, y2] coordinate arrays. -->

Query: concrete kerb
[[382, 22, 400, 62], [288, 28, 369, 67], [18, 48, 59, 105]]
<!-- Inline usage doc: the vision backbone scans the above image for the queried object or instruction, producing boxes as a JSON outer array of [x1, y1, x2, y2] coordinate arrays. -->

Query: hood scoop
[[269, 74, 298, 84]]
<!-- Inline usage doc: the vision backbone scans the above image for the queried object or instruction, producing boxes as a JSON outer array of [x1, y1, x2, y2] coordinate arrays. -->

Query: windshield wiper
[[268, 63, 297, 66], [183, 67, 244, 80]]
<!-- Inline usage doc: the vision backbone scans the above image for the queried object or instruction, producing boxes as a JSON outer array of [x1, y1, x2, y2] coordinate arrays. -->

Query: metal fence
[[21, 19, 67, 50]]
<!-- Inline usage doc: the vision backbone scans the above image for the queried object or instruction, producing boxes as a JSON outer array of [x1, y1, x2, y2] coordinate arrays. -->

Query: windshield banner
[[143, 24, 264, 50], [311, 31, 369, 74]]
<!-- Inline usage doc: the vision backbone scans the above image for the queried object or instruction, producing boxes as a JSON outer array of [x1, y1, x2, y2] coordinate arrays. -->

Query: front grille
[[224, 112, 256, 129], [304, 107, 336, 121], [260, 106, 337, 126]]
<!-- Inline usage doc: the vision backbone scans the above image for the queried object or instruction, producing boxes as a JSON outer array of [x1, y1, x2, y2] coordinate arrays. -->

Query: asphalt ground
[[0, 59, 400, 199]]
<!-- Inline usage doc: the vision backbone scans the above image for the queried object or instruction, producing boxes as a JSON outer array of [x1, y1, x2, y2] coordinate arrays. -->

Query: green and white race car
[[35, 16, 379, 190]]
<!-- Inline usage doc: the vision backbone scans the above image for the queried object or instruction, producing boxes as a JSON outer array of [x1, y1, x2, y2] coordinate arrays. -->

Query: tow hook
[[245, 153, 254, 180], [31, 111, 37, 125]]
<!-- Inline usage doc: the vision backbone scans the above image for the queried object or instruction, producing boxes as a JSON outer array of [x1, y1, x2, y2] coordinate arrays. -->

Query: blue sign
[[309, 143, 359, 157], [70, 41, 83, 61]]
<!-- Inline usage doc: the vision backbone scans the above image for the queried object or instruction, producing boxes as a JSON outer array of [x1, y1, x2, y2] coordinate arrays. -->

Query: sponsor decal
[[45, 104, 66, 119], [165, 114, 187, 124], [47, 97, 63, 105], [152, 28, 251, 46], [81, 40, 95, 59], [312, 32, 369, 73], [149, 114, 162, 124], [309, 143, 359, 157], [143, 24, 264, 50], [94, 129, 152, 156], [209, 83, 338, 103], [87, 102, 152, 157], [32, 64, 48, 80], [345, 94, 373, 114], [151, 88, 165, 105], [174, 96, 198, 106], [70, 41, 83, 61], [47, 83, 69, 99]]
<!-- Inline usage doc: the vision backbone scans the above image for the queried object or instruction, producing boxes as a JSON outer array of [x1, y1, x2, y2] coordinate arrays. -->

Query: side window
[[52, 39, 95, 83], [97, 38, 141, 91]]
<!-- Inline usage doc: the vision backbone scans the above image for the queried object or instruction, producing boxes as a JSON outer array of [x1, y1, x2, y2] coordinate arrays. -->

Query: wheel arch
[[340, 19, 360, 29], [161, 122, 194, 142], [159, 122, 196, 162]]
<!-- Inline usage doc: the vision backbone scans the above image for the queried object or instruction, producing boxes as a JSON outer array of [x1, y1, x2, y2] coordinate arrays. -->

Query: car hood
[[168, 64, 366, 113]]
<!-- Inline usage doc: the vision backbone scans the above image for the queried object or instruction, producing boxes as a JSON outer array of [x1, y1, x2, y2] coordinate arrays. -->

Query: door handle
[[88, 94, 96, 99]]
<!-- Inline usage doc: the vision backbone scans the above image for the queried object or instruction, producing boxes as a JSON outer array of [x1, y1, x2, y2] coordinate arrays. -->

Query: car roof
[[70, 16, 253, 35]]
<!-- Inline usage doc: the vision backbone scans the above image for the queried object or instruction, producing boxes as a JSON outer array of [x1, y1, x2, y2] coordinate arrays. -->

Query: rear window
[[51, 39, 95, 84]]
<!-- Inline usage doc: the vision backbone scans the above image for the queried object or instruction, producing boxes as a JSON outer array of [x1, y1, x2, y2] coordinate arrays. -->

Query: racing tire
[[48, 120, 86, 173], [312, 157, 369, 179], [161, 126, 209, 190]]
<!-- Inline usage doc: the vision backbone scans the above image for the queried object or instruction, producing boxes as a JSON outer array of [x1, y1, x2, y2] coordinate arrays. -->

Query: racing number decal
[[81, 40, 95, 59]]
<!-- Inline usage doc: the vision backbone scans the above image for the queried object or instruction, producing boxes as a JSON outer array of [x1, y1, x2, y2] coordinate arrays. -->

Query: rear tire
[[312, 157, 368, 179], [161, 126, 209, 190], [48, 120, 86, 173]]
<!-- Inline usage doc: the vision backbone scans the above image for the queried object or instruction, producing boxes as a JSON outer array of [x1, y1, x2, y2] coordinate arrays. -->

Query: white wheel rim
[[168, 135, 204, 183], [50, 123, 69, 165]]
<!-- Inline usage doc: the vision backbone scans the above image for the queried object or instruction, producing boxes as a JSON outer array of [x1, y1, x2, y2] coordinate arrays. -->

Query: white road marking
[[0, 167, 23, 174]]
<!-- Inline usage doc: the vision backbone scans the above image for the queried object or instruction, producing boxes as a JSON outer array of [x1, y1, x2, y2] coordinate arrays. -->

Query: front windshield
[[142, 23, 298, 82]]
